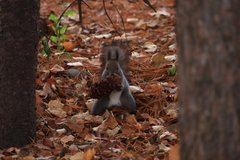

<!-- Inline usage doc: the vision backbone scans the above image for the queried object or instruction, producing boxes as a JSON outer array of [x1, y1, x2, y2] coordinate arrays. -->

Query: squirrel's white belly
[[108, 90, 122, 107]]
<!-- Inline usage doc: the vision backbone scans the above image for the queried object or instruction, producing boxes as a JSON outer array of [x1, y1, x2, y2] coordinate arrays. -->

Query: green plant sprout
[[41, 9, 76, 60], [49, 14, 67, 48], [41, 37, 51, 60], [168, 65, 177, 76]]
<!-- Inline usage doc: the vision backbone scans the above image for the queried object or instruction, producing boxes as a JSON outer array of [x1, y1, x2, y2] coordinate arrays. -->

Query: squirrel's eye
[[106, 67, 108, 70]]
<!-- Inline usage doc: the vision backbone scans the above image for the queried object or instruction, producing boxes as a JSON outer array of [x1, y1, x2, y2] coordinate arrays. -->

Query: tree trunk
[[177, 0, 240, 160], [0, 0, 39, 148]]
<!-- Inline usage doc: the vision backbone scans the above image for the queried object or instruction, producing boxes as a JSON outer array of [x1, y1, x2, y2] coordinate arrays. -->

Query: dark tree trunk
[[177, 0, 240, 160], [0, 0, 39, 148]]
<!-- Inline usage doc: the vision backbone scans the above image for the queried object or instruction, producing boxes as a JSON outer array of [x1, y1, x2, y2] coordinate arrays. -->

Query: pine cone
[[89, 74, 122, 99]]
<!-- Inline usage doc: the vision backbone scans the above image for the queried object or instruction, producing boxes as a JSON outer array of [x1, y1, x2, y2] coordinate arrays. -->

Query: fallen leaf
[[22, 156, 36, 160], [169, 144, 179, 160], [159, 143, 170, 152], [144, 41, 157, 52], [48, 99, 64, 108], [83, 148, 96, 160], [37, 83, 52, 97], [151, 52, 166, 65], [60, 135, 75, 144], [65, 120, 84, 133], [47, 106, 67, 118], [121, 123, 138, 134], [70, 152, 84, 160], [106, 126, 121, 136], [50, 64, 65, 73], [102, 112, 119, 129], [61, 42, 75, 51], [147, 18, 159, 27]]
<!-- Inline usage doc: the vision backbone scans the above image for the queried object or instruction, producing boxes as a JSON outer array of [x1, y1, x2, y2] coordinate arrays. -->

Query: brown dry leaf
[[66, 98, 75, 103], [36, 92, 43, 107], [147, 18, 159, 27], [125, 115, 138, 126], [133, 122, 143, 130], [141, 113, 162, 125], [37, 83, 52, 97], [70, 152, 84, 160], [65, 120, 85, 133], [83, 148, 96, 160], [22, 156, 36, 160], [62, 105, 73, 115], [121, 123, 138, 134], [106, 126, 121, 137], [60, 135, 75, 144], [169, 144, 179, 160], [43, 138, 54, 148], [50, 64, 65, 73], [102, 112, 119, 129], [61, 42, 75, 51], [144, 83, 163, 95], [84, 133, 96, 141], [36, 78, 42, 85], [48, 99, 64, 108], [46, 78, 56, 84], [125, 115, 142, 130], [66, 25, 82, 34], [47, 99, 66, 118], [151, 52, 166, 65], [135, 19, 147, 29], [38, 70, 50, 81], [144, 41, 157, 52], [47, 106, 66, 118]]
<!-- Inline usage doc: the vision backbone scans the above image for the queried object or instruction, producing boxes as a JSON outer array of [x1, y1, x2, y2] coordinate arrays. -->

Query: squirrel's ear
[[107, 50, 111, 61], [116, 49, 119, 61]]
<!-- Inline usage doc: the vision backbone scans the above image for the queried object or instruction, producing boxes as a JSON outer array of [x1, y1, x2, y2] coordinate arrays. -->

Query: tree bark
[[177, 0, 240, 160], [0, 0, 39, 148]]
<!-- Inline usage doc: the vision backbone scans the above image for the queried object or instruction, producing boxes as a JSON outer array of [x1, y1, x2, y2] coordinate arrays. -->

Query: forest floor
[[1, 0, 178, 159]]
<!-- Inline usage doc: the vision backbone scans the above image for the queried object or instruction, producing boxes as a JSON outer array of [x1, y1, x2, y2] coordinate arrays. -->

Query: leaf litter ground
[[1, 0, 179, 159]]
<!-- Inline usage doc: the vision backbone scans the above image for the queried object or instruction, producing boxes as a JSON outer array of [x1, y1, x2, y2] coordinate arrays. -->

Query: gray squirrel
[[90, 43, 136, 115]]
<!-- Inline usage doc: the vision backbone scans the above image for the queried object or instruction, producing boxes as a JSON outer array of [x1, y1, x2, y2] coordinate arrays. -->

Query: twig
[[82, 0, 92, 10], [77, 0, 83, 24], [58, 0, 77, 22], [103, 0, 121, 36], [142, 0, 157, 12], [110, 0, 128, 42], [79, 0, 92, 24]]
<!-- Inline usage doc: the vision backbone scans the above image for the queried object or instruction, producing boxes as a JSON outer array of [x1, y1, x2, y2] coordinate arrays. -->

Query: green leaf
[[50, 36, 58, 43], [56, 21, 60, 28], [41, 37, 48, 46], [58, 45, 64, 51], [60, 26, 67, 34], [42, 49, 50, 60], [43, 46, 51, 55], [42, 49, 46, 55], [168, 65, 177, 76], [49, 14, 58, 23], [60, 36, 67, 41], [61, 2, 70, 5], [52, 25, 56, 33], [64, 52, 72, 58], [58, 54, 62, 60], [64, 11, 76, 16], [41, 37, 51, 55]]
